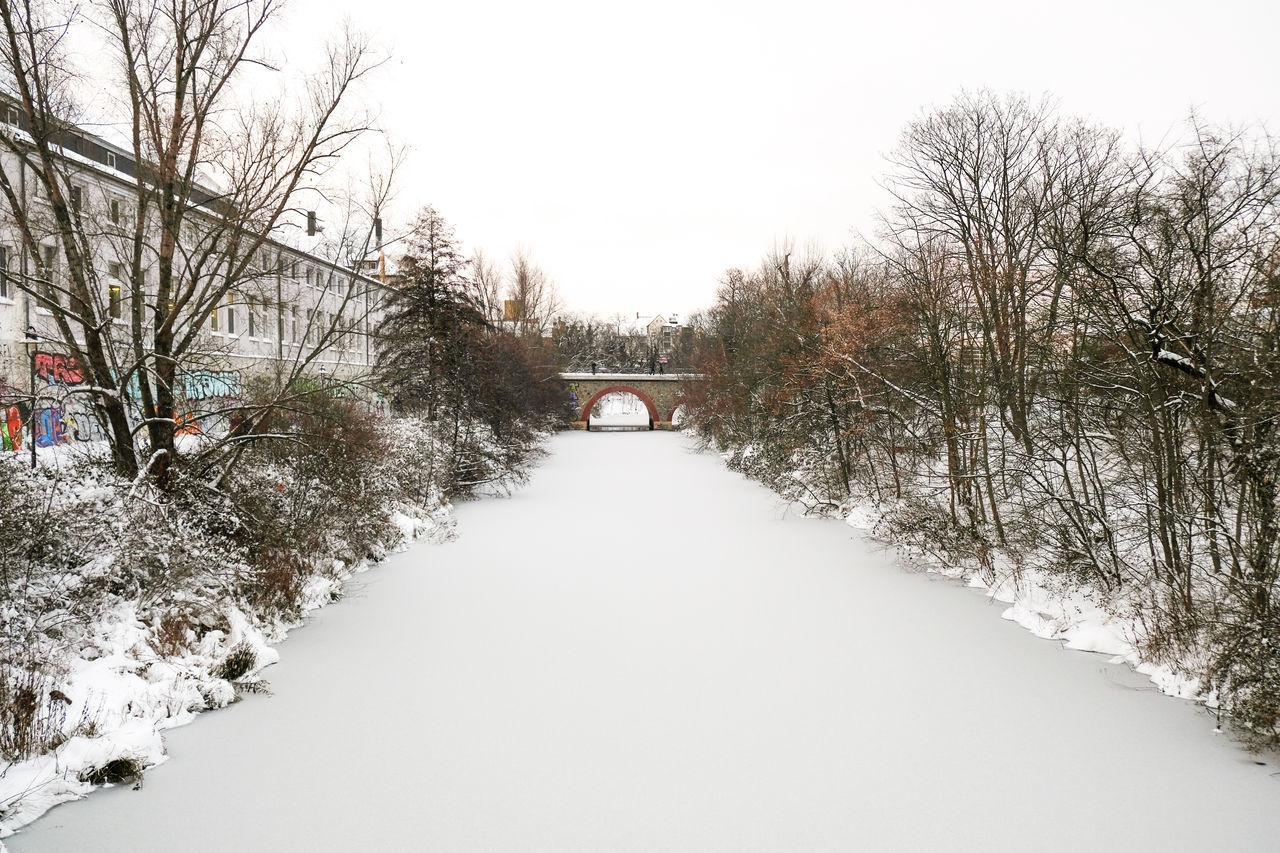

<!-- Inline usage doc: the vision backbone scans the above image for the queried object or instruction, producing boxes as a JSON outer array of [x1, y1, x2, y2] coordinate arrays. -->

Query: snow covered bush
[[214, 643, 258, 683], [0, 668, 69, 762], [219, 393, 399, 616], [0, 459, 111, 761], [0, 399, 530, 838], [0, 391, 540, 774], [680, 99, 1280, 745]]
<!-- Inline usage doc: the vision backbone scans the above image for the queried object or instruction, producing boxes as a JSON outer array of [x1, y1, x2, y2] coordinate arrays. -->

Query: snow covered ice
[[8, 432, 1280, 851]]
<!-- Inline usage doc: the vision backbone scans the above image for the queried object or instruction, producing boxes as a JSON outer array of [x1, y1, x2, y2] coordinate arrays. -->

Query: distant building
[[630, 312, 682, 355]]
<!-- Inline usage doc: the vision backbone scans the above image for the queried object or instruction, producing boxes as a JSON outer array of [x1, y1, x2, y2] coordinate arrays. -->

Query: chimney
[[307, 211, 317, 236]]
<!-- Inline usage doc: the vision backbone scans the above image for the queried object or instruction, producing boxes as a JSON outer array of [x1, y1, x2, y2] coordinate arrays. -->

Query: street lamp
[[22, 324, 37, 470]]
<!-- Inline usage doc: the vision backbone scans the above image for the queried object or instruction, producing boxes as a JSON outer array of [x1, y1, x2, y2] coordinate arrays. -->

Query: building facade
[[0, 101, 385, 450]]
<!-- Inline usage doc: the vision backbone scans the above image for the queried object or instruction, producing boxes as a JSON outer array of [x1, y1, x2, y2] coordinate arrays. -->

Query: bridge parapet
[[559, 373, 699, 381]]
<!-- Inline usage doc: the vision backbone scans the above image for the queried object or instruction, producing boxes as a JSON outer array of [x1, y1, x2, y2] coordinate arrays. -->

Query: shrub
[[245, 547, 307, 617], [1206, 610, 1280, 749], [151, 609, 196, 658], [79, 756, 144, 787], [0, 666, 69, 761], [214, 641, 257, 682]]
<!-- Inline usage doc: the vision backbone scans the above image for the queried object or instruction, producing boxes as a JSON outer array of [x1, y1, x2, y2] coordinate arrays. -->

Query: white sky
[[270, 0, 1279, 319]]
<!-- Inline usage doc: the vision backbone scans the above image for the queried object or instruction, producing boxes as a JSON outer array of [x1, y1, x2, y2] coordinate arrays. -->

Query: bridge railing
[[557, 372, 703, 381]]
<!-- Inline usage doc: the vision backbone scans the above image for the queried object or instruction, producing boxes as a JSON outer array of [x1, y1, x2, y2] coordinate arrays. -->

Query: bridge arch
[[579, 385, 659, 426], [561, 373, 701, 430]]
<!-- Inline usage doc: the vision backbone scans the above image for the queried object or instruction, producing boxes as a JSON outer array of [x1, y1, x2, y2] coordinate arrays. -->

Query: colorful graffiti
[[122, 368, 242, 403], [34, 352, 85, 385], [6, 354, 245, 451], [171, 369, 241, 436], [33, 406, 69, 447], [179, 369, 241, 401], [28, 352, 106, 447], [1, 405, 23, 451]]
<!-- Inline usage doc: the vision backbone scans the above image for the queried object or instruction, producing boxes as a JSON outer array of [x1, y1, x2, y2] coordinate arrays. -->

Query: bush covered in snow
[[0, 397, 548, 839], [681, 98, 1280, 747]]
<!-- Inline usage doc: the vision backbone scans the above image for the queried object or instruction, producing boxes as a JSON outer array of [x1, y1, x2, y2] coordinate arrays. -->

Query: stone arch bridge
[[561, 373, 702, 430]]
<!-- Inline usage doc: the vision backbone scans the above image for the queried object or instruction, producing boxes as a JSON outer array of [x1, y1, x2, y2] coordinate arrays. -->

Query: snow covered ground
[[7, 432, 1280, 851]]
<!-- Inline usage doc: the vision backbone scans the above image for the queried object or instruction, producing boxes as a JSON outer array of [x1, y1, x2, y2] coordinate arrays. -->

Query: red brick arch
[[579, 385, 659, 424]]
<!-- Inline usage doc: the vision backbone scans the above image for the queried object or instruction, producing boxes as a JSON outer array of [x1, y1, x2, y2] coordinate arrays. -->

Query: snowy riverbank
[[846, 506, 1210, 706], [0, 501, 444, 846], [0, 405, 554, 848]]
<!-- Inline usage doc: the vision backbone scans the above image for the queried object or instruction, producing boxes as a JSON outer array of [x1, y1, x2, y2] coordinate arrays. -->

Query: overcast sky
[[270, 0, 1278, 319]]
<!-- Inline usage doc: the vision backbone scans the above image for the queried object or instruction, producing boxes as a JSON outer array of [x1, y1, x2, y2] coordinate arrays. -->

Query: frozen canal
[[11, 433, 1280, 851]]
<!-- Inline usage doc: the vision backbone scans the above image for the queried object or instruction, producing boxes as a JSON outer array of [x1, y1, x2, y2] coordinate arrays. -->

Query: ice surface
[[8, 433, 1280, 852]]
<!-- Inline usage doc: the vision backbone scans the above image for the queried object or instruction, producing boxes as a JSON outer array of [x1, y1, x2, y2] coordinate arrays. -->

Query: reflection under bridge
[[559, 373, 703, 431]]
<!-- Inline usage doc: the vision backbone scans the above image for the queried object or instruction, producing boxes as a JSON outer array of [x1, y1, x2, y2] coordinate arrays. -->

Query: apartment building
[[0, 100, 386, 449]]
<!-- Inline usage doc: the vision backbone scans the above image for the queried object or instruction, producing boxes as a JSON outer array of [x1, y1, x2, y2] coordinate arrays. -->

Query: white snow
[[6, 433, 1280, 851], [0, 498, 444, 849]]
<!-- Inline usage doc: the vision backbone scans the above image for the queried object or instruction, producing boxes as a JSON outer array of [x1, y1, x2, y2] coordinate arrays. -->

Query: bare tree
[[505, 245, 560, 338], [0, 0, 385, 482], [471, 247, 504, 325]]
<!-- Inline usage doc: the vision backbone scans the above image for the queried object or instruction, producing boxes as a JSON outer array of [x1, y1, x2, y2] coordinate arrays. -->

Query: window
[[210, 299, 220, 332], [305, 266, 314, 287], [226, 293, 236, 335], [291, 305, 299, 343], [248, 297, 256, 337], [70, 185, 82, 213], [0, 246, 8, 299], [256, 299, 269, 338], [108, 262, 122, 319], [4, 106, 17, 126], [40, 245, 59, 307], [110, 199, 121, 225], [106, 152, 116, 170]]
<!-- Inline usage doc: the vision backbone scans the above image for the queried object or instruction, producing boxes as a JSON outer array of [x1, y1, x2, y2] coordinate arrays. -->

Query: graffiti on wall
[[30, 352, 107, 447], [1, 405, 23, 451], [177, 369, 242, 402], [6, 354, 245, 451], [171, 369, 242, 435], [34, 352, 85, 385]]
